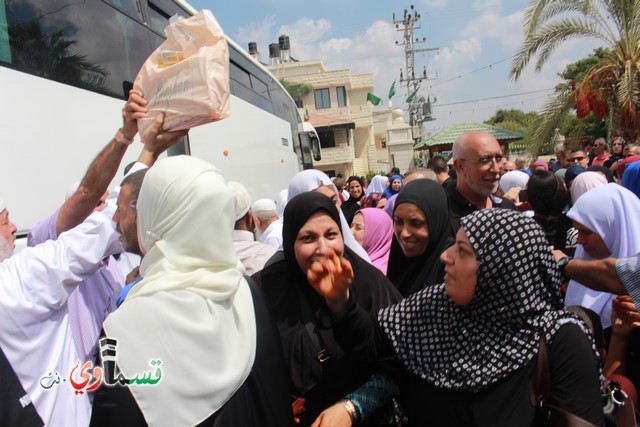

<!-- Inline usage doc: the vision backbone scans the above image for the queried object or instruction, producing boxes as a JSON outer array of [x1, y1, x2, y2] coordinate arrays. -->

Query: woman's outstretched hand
[[307, 248, 353, 320]]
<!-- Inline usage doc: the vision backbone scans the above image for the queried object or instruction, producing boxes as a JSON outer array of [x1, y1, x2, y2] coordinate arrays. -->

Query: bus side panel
[[188, 95, 300, 200], [0, 67, 143, 235]]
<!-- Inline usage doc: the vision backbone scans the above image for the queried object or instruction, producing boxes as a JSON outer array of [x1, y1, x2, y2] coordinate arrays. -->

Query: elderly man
[[252, 198, 282, 249], [0, 93, 185, 426], [502, 160, 516, 174], [592, 137, 611, 166], [229, 181, 277, 275], [447, 131, 517, 233]]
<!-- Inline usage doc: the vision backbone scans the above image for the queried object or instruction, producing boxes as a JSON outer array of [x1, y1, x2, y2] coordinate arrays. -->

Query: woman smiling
[[386, 179, 453, 297]]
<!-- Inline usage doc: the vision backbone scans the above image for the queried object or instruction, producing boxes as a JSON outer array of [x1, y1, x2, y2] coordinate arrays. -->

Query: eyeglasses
[[569, 156, 586, 162], [462, 153, 504, 166], [116, 200, 137, 216]]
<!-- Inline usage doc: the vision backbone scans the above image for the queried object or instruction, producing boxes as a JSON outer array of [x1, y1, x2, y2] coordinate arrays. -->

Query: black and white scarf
[[378, 209, 589, 392]]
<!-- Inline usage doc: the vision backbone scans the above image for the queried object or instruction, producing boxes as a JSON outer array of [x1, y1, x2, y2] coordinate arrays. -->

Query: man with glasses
[[447, 131, 517, 233], [568, 149, 590, 168], [591, 137, 611, 167]]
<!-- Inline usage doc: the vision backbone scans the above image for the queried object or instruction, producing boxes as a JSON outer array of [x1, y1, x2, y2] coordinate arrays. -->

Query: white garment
[[570, 171, 608, 204], [259, 218, 283, 249], [233, 229, 277, 275], [366, 175, 388, 195], [0, 209, 122, 427], [565, 184, 640, 328], [499, 170, 529, 193], [104, 156, 257, 427], [287, 170, 371, 262]]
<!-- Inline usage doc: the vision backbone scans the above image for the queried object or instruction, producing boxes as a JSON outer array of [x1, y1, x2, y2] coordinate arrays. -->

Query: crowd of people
[[2, 90, 640, 427]]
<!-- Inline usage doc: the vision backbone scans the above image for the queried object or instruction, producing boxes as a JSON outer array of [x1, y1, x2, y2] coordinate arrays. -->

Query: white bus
[[0, 0, 319, 240]]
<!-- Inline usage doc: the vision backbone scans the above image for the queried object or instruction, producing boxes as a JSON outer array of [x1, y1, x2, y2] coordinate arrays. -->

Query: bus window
[[147, 1, 169, 35], [103, 0, 142, 21], [250, 75, 269, 100], [0, 1, 10, 63], [2, 0, 153, 99]]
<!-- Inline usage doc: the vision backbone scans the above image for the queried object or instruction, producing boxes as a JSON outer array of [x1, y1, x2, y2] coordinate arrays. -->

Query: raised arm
[[55, 89, 149, 235]]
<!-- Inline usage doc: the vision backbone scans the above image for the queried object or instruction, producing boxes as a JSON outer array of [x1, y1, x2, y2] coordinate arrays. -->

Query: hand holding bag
[[134, 9, 230, 142]]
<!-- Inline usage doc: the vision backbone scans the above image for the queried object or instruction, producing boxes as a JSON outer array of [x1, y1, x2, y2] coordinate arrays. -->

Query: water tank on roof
[[248, 42, 258, 55], [278, 35, 290, 50], [269, 43, 280, 58]]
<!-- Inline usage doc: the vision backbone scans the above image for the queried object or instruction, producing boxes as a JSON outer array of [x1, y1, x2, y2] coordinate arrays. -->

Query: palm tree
[[510, 0, 640, 154]]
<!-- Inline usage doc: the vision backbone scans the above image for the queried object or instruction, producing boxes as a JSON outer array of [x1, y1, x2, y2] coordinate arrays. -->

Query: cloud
[[278, 18, 332, 45], [233, 15, 277, 53], [419, 0, 449, 9], [472, 0, 502, 12], [463, 9, 524, 48]]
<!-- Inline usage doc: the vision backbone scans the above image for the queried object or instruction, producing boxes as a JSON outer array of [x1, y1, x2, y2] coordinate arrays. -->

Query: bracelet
[[342, 399, 361, 424], [115, 129, 134, 146]]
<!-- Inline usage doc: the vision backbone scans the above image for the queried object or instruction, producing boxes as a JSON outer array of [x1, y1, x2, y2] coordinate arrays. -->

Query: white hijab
[[565, 183, 640, 328], [366, 175, 389, 195], [570, 171, 608, 204], [287, 169, 371, 262], [104, 156, 256, 426], [499, 170, 529, 193]]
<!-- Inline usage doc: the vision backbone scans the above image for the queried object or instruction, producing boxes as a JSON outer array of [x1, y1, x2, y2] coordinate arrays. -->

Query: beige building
[[267, 60, 379, 177], [373, 109, 416, 174]]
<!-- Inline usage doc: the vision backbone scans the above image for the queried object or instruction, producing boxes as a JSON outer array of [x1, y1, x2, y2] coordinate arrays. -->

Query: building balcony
[[314, 144, 355, 166]]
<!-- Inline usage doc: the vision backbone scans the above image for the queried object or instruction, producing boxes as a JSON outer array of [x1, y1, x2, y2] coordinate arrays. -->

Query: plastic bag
[[134, 9, 230, 141]]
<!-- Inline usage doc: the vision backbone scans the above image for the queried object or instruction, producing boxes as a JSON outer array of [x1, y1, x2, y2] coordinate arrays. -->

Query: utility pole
[[393, 5, 438, 142]]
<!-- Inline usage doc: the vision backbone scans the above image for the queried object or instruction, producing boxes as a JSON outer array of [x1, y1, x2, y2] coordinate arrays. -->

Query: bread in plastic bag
[[134, 9, 230, 141]]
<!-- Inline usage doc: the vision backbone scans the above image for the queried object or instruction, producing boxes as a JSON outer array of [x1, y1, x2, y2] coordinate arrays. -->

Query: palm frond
[[617, 59, 640, 108], [510, 18, 604, 80], [527, 84, 575, 157]]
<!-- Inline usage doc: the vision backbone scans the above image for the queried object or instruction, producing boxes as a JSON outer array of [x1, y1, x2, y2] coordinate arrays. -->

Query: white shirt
[[259, 218, 283, 250], [232, 230, 277, 276], [0, 208, 122, 427]]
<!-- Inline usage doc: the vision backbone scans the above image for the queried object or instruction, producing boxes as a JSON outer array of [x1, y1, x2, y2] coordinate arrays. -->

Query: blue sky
[[187, 0, 602, 131]]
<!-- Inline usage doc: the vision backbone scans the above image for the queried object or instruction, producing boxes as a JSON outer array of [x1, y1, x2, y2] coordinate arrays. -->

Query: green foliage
[[364, 170, 387, 182], [558, 48, 609, 81], [280, 80, 313, 101], [485, 109, 538, 129], [560, 113, 607, 142]]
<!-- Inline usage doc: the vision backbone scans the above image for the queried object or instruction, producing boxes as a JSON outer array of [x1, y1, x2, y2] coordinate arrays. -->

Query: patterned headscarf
[[379, 209, 583, 392]]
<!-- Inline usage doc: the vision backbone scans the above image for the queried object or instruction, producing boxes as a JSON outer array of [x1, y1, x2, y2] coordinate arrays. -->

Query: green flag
[[388, 80, 396, 99], [406, 85, 421, 103], [366, 92, 382, 106]]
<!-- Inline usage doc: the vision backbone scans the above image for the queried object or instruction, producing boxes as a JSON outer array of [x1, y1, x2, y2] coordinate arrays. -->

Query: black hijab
[[340, 176, 364, 225], [254, 191, 401, 425], [386, 179, 454, 297]]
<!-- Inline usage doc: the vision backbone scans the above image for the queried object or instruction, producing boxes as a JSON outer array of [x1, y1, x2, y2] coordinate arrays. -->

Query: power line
[[433, 88, 555, 107], [428, 57, 512, 89]]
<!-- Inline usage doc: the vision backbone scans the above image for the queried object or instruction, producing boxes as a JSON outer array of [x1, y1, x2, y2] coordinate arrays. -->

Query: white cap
[[227, 181, 251, 221], [251, 198, 277, 214]]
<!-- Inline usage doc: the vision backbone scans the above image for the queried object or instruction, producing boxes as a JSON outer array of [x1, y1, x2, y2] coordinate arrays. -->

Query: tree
[[280, 80, 313, 107], [510, 0, 640, 155], [485, 108, 538, 130]]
